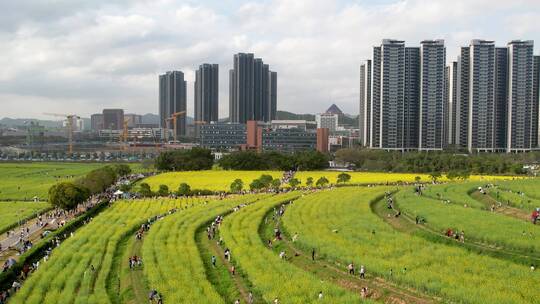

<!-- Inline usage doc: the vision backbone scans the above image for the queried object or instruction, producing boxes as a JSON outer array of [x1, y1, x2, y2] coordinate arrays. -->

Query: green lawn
[[0, 162, 143, 201], [0, 201, 51, 234]]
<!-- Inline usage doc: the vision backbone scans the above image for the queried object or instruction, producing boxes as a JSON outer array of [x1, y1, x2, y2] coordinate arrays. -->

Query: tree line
[[48, 164, 131, 209], [335, 149, 531, 175]]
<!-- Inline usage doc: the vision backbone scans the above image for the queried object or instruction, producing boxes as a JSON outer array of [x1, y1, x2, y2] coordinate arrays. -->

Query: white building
[[315, 113, 338, 132]]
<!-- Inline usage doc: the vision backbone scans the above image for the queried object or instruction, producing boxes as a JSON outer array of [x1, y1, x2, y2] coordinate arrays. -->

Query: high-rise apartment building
[[494, 47, 509, 149], [534, 55, 540, 148], [194, 64, 219, 124], [369, 39, 420, 150], [446, 62, 458, 146], [507, 40, 534, 152], [404, 46, 420, 149], [419, 40, 446, 150], [359, 60, 371, 146], [229, 53, 277, 123], [468, 40, 497, 152], [102, 109, 124, 130], [159, 71, 187, 137]]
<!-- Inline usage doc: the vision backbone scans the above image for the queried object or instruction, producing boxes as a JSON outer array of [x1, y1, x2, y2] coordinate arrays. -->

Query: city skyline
[[1, 1, 539, 120]]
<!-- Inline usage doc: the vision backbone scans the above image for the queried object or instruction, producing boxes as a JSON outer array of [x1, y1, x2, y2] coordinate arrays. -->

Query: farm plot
[[10, 198, 205, 304], [219, 193, 367, 304], [394, 188, 540, 255], [142, 195, 264, 304], [282, 187, 540, 303]]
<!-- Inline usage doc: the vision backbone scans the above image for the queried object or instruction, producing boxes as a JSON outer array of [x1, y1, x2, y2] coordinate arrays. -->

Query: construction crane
[[163, 117, 173, 142], [121, 119, 129, 151], [170, 111, 186, 142], [43, 113, 79, 153]]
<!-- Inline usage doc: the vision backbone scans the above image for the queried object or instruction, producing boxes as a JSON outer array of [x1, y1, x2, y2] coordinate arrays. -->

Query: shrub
[[337, 173, 351, 183], [157, 184, 169, 196], [155, 148, 214, 171], [139, 183, 153, 197], [315, 176, 329, 187]]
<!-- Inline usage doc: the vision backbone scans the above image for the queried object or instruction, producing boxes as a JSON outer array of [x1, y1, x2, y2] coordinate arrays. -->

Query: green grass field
[[8, 167, 540, 304], [0, 163, 105, 201], [282, 187, 540, 303], [395, 187, 540, 254], [0, 162, 145, 201], [0, 202, 51, 234]]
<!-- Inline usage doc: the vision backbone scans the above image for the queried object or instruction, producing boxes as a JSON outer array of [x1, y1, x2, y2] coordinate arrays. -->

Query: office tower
[[418, 40, 446, 150], [229, 53, 277, 123], [91, 114, 104, 131], [102, 109, 124, 130], [534, 55, 540, 148], [195, 64, 219, 123], [359, 60, 371, 146], [446, 62, 458, 146], [159, 71, 187, 137], [404, 46, 420, 149], [494, 47, 509, 149], [507, 40, 534, 152]]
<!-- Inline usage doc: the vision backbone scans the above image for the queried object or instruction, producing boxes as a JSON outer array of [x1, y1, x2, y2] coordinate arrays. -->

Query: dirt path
[[261, 206, 439, 304], [470, 191, 530, 221]]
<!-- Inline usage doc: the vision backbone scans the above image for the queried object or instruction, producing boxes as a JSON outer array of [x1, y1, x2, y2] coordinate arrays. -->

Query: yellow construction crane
[[43, 113, 79, 153], [121, 119, 129, 150], [164, 117, 173, 142], [170, 111, 186, 142]]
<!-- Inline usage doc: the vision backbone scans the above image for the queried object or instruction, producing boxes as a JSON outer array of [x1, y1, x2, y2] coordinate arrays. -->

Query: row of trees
[[335, 149, 528, 175], [155, 148, 214, 171], [218, 150, 329, 171], [138, 182, 214, 197], [48, 164, 131, 209]]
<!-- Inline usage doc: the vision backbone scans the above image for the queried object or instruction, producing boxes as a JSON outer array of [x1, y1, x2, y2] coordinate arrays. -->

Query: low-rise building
[[199, 123, 247, 150]]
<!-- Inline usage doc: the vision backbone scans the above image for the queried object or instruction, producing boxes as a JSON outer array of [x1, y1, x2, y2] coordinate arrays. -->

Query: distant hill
[[276, 111, 316, 121], [0, 117, 62, 129], [276, 110, 358, 127]]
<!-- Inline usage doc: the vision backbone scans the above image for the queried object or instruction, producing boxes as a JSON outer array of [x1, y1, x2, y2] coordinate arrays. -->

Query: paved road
[[0, 216, 63, 253]]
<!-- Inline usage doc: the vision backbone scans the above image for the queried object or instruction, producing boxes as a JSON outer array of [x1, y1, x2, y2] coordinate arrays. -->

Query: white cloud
[[0, 0, 539, 119]]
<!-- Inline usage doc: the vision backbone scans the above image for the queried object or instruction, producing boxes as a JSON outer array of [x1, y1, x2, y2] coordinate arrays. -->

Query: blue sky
[[1, 0, 539, 119]]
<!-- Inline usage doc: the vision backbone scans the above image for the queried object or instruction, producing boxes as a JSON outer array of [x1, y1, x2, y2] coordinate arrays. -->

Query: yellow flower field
[[141, 170, 283, 192], [140, 170, 519, 192]]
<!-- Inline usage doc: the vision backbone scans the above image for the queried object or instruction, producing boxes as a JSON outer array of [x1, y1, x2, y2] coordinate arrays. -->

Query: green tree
[[258, 174, 274, 188], [306, 177, 314, 188], [446, 170, 459, 181], [177, 183, 191, 196], [249, 179, 264, 191], [230, 179, 244, 193], [337, 173, 351, 183], [288, 178, 301, 188], [155, 147, 214, 171], [139, 183, 152, 197], [48, 182, 90, 210], [415, 176, 422, 182], [270, 179, 281, 191], [157, 184, 169, 196], [293, 151, 329, 170], [316, 176, 329, 188], [113, 164, 132, 176]]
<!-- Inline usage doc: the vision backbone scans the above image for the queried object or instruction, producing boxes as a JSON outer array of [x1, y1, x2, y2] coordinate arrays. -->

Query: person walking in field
[[312, 248, 315, 261], [360, 265, 365, 279], [248, 291, 254, 304], [211, 255, 216, 268], [318, 291, 323, 300], [234, 299, 240, 304], [348, 263, 355, 275]]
